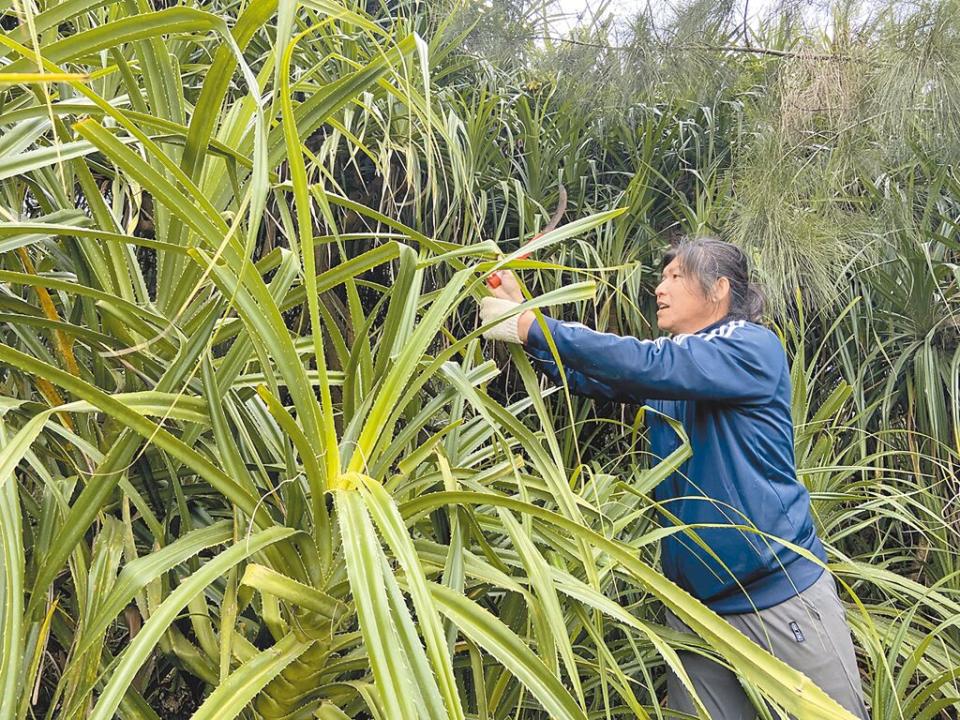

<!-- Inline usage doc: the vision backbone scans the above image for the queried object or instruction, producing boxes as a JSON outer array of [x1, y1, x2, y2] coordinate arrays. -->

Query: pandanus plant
[[0, 0, 866, 718]]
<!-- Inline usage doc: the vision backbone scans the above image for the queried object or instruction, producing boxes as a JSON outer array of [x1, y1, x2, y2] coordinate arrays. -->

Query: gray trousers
[[665, 571, 869, 719]]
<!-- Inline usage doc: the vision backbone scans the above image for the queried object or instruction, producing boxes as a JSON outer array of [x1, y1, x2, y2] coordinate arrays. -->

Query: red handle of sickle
[[487, 250, 532, 288]]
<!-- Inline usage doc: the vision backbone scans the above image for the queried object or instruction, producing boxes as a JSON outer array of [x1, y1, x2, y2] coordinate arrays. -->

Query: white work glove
[[479, 297, 522, 344]]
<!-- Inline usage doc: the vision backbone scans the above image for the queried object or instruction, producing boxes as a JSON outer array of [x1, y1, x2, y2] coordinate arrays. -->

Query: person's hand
[[487, 270, 524, 303], [482, 271, 537, 344], [479, 296, 536, 344], [479, 297, 522, 343]]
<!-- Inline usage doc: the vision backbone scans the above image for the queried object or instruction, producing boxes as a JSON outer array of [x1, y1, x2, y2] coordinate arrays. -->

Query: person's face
[[655, 257, 727, 334]]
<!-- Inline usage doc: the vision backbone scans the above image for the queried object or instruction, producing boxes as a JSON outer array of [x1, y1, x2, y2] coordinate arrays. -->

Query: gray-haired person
[[479, 238, 868, 719]]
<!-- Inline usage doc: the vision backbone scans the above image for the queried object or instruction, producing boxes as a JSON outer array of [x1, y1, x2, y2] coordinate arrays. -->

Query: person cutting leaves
[[479, 237, 868, 719]]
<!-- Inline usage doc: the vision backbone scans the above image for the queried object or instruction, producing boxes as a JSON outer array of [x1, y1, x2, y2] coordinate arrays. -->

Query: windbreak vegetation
[[0, 0, 958, 718]]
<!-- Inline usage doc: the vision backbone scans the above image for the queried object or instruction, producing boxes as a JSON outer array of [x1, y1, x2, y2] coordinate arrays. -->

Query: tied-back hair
[[662, 237, 765, 323]]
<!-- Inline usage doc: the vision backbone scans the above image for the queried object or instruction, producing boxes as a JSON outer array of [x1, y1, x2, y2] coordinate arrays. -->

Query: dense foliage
[[0, 0, 958, 718]]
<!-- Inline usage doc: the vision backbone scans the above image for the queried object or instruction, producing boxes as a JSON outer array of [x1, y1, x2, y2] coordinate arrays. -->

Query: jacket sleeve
[[524, 341, 629, 402], [525, 315, 782, 404]]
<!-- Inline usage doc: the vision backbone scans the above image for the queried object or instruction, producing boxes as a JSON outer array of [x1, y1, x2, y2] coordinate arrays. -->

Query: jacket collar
[[693, 315, 737, 335]]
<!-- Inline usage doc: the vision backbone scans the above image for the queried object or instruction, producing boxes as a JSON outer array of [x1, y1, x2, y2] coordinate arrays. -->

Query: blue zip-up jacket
[[525, 314, 827, 614]]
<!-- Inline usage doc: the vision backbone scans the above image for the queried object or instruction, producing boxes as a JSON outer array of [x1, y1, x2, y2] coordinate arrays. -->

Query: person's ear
[[713, 277, 731, 305]]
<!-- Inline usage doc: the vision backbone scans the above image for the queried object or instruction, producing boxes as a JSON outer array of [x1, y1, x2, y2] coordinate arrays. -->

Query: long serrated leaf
[[428, 582, 589, 720], [357, 476, 466, 720], [88, 527, 296, 720], [336, 490, 419, 720], [190, 633, 312, 720]]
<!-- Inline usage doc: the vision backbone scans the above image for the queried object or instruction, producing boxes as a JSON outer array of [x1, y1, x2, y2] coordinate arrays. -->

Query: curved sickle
[[488, 184, 567, 288]]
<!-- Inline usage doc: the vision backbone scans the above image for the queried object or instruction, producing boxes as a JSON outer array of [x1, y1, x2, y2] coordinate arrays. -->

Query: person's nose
[[655, 279, 666, 298]]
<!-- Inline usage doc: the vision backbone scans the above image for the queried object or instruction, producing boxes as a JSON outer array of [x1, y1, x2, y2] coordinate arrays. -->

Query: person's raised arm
[[480, 270, 641, 402], [524, 333, 627, 402], [524, 314, 782, 404]]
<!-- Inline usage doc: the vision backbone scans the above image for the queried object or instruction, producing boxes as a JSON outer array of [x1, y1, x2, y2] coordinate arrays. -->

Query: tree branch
[[534, 35, 851, 61]]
